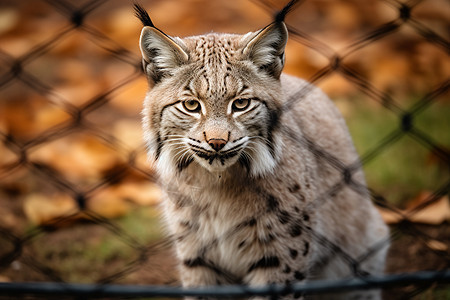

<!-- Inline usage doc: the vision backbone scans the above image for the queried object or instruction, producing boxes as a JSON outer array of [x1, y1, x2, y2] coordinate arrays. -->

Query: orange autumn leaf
[[379, 192, 450, 225]]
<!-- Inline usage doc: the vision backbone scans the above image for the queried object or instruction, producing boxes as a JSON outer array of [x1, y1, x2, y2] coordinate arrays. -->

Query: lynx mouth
[[189, 143, 242, 166]]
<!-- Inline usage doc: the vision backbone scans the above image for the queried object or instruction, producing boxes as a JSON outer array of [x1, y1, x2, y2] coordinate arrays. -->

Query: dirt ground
[[383, 223, 450, 299]]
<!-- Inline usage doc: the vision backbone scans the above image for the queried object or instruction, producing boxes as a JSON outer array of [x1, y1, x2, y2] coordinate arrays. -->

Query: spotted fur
[[137, 5, 389, 300]]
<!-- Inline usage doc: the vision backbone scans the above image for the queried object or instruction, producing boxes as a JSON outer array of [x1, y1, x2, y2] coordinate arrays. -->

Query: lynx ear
[[242, 22, 288, 79], [139, 26, 189, 85]]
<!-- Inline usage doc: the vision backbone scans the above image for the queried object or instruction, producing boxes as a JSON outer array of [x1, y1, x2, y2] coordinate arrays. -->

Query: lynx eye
[[183, 100, 201, 113], [232, 98, 251, 112]]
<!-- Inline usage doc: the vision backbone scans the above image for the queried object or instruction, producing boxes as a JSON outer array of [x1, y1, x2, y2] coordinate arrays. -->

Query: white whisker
[[177, 148, 193, 163]]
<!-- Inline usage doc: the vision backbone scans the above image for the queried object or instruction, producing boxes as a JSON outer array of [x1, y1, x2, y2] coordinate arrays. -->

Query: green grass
[[415, 286, 450, 300], [344, 97, 450, 206], [30, 206, 164, 283], [115, 205, 164, 244], [82, 206, 164, 263]]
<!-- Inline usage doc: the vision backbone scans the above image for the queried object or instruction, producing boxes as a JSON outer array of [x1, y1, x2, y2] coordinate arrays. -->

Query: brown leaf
[[0, 142, 18, 167], [0, 8, 19, 35], [378, 193, 450, 225], [29, 135, 121, 183], [407, 194, 450, 225], [88, 189, 131, 219], [109, 77, 148, 114], [113, 120, 143, 149], [378, 207, 403, 225], [426, 239, 448, 252], [23, 194, 78, 225]]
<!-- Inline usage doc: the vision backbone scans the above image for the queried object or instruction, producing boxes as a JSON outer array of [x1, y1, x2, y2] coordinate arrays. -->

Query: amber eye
[[183, 100, 201, 112], [232, 99, 251, 112]]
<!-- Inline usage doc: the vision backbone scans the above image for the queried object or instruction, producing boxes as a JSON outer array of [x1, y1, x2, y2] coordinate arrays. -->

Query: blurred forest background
[[0, 0, 449, 298]]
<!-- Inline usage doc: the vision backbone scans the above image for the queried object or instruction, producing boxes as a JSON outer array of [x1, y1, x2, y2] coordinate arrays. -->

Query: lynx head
[[136, 5, 288, 179]]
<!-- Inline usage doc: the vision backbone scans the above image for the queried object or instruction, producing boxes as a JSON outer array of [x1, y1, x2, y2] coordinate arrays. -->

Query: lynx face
[[140, 23, 288, 178]]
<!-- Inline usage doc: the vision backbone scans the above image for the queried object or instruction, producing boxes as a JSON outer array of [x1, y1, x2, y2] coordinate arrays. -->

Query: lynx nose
[[208, 139, 227, 152]]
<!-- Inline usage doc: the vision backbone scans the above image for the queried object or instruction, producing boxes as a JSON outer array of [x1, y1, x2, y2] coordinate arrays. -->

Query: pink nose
[[208, 139, 227, 151]]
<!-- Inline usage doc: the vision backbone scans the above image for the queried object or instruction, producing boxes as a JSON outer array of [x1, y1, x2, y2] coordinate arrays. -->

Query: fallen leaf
[[408, 195, 450, 225], [88, 188, 131, 219], [109, 77, 148, 115], [0, 209, 21, 229], [29, 134, 122, 184], [378, 193, 450, 225], [426, 239, 448, 252], [0, 143, 18, 168], [113, 120, 143, 150], [23, 193, 79, 225], [34, 103, 71, 133], [0, 8, 19, 35], [378, 207, 403, 225]]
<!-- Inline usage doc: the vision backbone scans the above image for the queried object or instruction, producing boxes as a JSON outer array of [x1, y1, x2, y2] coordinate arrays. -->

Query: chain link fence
[[0, 0, 449, 299]]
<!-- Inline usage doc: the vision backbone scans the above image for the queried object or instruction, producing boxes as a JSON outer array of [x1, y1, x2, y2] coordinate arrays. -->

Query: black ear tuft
[[134, 3, 155, 27], [275, 0, 300, 23]]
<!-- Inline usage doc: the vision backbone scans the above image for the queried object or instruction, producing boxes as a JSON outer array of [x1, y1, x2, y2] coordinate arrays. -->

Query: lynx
[[135, 4, 389, 299]]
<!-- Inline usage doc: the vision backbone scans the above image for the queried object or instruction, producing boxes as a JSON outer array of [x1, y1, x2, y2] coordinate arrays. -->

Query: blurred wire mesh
[[0, 0, 449, 299]]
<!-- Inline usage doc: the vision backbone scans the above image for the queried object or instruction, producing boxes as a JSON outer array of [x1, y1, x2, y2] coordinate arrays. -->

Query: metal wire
[[0, 270, 449, 298]]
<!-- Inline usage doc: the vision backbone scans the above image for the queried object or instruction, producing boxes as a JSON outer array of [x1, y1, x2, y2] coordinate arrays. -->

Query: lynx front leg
[[179, 259, 222, 300], [243, 257, 308, 300], [180, 257, 221, 286], [181, 257, 250, 300]]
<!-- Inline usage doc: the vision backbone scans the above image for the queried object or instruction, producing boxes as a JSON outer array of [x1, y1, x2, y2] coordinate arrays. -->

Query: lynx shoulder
[[136, 4, 389, 299]]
